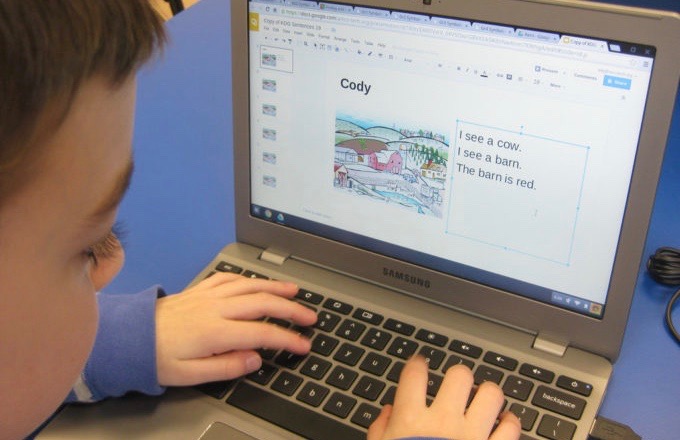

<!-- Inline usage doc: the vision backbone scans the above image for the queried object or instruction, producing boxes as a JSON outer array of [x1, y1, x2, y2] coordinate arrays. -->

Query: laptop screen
[[246, 0, 655, 319]]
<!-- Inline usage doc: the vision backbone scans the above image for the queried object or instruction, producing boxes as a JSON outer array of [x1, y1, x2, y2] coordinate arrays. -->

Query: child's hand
[[154, 273, 317, 386], [368, 357, 521, 440]]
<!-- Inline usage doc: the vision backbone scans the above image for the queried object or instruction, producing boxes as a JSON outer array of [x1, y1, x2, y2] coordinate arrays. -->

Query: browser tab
[[284, 0, 317, 8], [472, 22, 514, 36], [559, 35, 607, 52], [355, 6, 390, 18], [516, 28, 559, 43], [319, 2, 353, 13], [392, 11, 430, 24], [431, 17, 471, 29]]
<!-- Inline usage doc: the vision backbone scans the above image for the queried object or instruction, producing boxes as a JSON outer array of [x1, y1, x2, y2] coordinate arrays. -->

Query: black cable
[[164, 0, 185, 16], [588, 416, 641, 440], [646, 246, 680, 343], [665, 287, 680, 342]]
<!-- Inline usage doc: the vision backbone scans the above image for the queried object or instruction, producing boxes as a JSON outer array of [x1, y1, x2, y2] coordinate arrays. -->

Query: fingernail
[[246, 354, 262, 373]]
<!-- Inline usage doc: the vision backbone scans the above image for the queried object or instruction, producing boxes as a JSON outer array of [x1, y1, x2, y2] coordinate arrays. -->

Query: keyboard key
[[520, 363, 555, 383], [257, 347, 277, 360], [323, 298, 353, 315], [351, 402, 381, 429], [387, 361, 405, 383], [215, 261, 242, 274], [416, 329, 448, 347], [295, 289, 324, 304], [380, 385, 397, 405], [353, 308, 384, 325], [300, 356, 332, 380], [333, 342, 365, 366], [335, 319, 367, 341], [359, 352, 392, 376], [484, 351, 518, 371], [297, 382, 330, 407], [474, 365, 504, 385], [536, 414, 577, 440], [246, 363, 278, 385], [443, 354, 475, 372], [326, 365, 359, 390], [418, 346, 446, 370], [556, 375, 593, 397], [426, 372, 443, 397], [311, 333, 339, 356], [316, 311, 341, 332], [271, 371, 303, 396], [449, 339, 483, 359], [352, 375, 386, 401], [242, 270, 268, 279], [274, 351, 305, 370], [384, 318, 415, 336], [509, 403, 539, 431], [360, 328, 392, 350], [503, 375, 534, 401], [323, 392, 357, 419], [227, 382, 364, 439], [387, 337, 419, 359], [532, 385, 586, 420]]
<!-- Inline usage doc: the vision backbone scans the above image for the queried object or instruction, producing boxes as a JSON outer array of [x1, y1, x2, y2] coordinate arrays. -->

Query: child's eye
[[85, 246, 99, 266], [84, 222, 125, 267]]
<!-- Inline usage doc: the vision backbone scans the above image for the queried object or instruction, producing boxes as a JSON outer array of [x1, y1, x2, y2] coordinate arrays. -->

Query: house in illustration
[[421, 160, 446, 180], [334, 163, 349, 187], [374, 150, 403, 174], [335, 146, 358, 163]]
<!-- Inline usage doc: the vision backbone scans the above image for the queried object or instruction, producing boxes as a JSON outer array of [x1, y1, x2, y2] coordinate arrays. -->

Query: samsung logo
[[383, 268, 431, 288]]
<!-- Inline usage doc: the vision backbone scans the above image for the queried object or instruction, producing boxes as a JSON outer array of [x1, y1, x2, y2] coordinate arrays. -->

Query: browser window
[[247, 0, 655, 318]]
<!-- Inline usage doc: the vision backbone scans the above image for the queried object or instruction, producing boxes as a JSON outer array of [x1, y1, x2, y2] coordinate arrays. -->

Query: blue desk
[[108, 0, 680, 438]]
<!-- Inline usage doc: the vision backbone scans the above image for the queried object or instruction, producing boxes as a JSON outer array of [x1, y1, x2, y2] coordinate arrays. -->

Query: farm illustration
[[334, 116, 449, 218]]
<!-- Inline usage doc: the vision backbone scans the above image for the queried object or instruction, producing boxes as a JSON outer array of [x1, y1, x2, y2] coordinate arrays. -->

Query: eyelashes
[[87, 221, 126, 266]]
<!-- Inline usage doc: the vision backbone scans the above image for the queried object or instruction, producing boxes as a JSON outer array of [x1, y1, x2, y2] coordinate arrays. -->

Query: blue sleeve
[[64, 286, 167, 402]]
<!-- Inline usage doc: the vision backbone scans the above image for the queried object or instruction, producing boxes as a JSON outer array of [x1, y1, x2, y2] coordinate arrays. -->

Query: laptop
[[39, 0, 679, 439]]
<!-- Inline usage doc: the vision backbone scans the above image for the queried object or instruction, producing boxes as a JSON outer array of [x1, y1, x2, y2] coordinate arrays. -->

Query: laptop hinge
[[533, 332, 568, 357], [259, 248, 290, 266]]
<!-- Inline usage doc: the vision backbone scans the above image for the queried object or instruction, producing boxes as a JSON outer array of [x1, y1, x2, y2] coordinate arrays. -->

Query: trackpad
[[198, 422, 258, 440]]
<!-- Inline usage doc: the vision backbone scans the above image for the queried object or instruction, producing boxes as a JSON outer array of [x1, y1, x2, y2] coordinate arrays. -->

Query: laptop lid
[[231, 0, 680, 362]]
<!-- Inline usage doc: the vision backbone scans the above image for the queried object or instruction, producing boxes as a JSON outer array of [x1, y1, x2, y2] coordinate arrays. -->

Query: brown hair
[[0, 0, 166, 201]]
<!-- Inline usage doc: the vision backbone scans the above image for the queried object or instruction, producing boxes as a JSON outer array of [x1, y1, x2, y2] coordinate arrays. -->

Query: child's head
[[0, 1, 165, 437]]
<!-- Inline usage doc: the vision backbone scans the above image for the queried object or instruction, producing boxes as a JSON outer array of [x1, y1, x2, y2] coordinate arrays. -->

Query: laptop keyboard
[[196, 261, 592, 440]]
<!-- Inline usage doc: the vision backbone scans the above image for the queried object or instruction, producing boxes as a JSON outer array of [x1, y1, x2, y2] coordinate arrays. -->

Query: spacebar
[[227, 382, 365, 440]]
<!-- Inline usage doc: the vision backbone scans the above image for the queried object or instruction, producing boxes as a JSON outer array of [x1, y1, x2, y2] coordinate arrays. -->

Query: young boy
[[0, 1, 519, 439]]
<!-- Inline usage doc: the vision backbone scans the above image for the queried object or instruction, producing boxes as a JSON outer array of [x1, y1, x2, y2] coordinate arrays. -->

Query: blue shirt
[[66, 286, 166, 402]]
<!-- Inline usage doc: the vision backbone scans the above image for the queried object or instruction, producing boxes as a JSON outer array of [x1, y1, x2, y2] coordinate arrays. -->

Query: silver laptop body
[[40, 0, 680, 439]]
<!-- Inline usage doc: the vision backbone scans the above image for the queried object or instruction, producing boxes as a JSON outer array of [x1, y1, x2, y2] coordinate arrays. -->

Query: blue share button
[[603, 75, 632, 90]]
